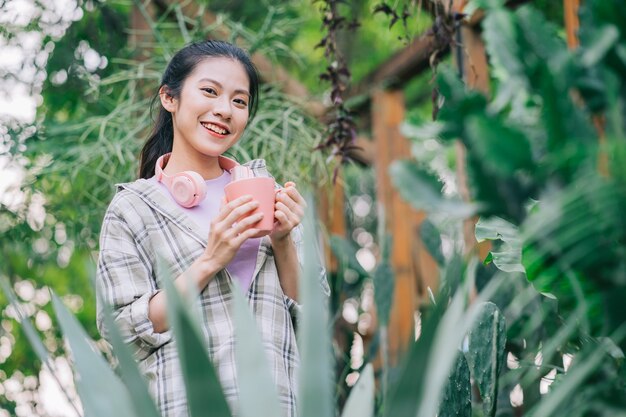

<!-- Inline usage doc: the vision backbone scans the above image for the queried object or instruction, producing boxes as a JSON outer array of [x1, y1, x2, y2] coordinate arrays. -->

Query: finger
[[280, 185, 307, 208], [214, 195, 253, 222], [231, 211, 264, 235], [222, 200, 260, 226], [276, 195, 304, 219], [284, 181, 296, 188], [234, 227, 264, 245], [275, 202, 300, 226]]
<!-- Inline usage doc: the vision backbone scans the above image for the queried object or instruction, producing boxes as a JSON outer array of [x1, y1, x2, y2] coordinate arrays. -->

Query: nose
[[212, 96, 232, 120]]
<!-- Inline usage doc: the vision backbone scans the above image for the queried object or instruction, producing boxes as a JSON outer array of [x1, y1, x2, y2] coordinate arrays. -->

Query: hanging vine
[[314, 0, 360, 181], [315, 0, 466, 172]]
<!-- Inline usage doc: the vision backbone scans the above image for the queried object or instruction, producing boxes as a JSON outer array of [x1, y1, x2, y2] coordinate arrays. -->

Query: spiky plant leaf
[[230, 281, 282, 417], [466, 302, 507, 417], [341, 364, 374, 417], [298, 195, 334, 417], [51, 291, 138, 417], [99, 301, 162, 417], [160, 269, 232, 417], [438, 351, 471, 417]]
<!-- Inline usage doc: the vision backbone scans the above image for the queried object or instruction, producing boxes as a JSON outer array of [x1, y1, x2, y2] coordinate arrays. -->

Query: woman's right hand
[[199, 195, 263, 282]]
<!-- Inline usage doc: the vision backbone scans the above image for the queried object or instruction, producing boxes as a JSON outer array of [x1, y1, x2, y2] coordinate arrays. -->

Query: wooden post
[[564, 0, 581, 48], [318, 176, 347, 273], [563, 0, 608, 174], [372, 89, 417, 363]]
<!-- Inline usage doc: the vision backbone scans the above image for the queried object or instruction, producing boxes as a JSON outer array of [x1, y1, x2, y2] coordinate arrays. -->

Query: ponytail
[[139, 97, 174, 178]]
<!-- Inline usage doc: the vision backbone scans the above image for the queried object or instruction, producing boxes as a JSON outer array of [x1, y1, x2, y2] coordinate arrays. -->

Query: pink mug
[[224, 176, 276, 236]]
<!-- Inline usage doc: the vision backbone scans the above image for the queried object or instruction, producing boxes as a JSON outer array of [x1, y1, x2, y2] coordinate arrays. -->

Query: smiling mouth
[[200, 122, 230, 135]]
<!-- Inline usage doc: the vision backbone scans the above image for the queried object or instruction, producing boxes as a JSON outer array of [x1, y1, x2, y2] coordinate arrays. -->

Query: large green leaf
[[99, 301, 162, 417], [51, 292, 138, 417], [465, 115, 534, 177], [298, 198, 334, 417], [230, 281, 283, 417], [0, 276, 51, 369], [340, 364, 374, 417], [389, 160, 479, 218], [161, 271, 233, 417], [466, 302, 507, 417], [438, 351, 471, 417], [476, 216, 524, 273]]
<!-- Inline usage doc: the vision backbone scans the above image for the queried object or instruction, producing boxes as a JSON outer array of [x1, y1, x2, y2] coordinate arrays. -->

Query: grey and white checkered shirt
[[96, 159, 329, 417]]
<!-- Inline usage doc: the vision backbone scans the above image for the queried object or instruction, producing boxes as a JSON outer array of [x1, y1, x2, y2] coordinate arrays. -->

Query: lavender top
[[148, 171, 261, 292]]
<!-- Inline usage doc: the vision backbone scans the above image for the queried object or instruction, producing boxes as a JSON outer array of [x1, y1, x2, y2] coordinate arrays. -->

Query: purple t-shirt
[[149, 171, 261, 292]]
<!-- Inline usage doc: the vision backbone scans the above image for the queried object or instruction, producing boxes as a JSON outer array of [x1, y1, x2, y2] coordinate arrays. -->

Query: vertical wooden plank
[[318, 178, 347, 273], [372, 89, 417, 363], [564, 0, 581, 49]]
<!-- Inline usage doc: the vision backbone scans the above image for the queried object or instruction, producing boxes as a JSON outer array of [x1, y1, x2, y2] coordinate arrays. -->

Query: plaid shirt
[[96, 159, 329, 417]]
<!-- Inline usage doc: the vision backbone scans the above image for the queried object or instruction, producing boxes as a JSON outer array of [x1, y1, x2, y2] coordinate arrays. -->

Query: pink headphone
[[155, 153, 206, 208]]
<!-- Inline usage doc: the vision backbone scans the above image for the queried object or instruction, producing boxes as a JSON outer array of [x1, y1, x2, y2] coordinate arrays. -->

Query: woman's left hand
[[270, 181, 306, 242]]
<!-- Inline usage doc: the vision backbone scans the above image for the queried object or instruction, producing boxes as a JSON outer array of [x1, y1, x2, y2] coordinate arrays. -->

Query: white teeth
[[201, 122, 228, 135]]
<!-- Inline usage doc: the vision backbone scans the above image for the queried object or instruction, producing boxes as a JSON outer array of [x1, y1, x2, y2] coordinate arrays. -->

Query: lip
[[200, 120, 231, 137]]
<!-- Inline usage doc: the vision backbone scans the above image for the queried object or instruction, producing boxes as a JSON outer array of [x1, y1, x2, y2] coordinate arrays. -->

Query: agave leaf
[[160, 268, 232, 417], [0, 276, 51, 368], [99, 301, 162, 417], [298, 196, 333, 417], [51, 291, 138, 417], [230, 281, 282, 417], [341, 364, 374, 417], [438, 351, 471, 417], [466, 302, 507, 417]]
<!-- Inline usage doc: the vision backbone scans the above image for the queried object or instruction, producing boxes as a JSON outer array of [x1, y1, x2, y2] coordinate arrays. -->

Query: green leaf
[[230, 281, 283, 417], [341, 364, 374, 417], [476, 216, 524, 273], [51, 292, 138, 417], [0, 276, 51, 368], [482, 9, 526, 84], [438, 352, 471, 417], [390, 160, 480, 218], [329, 235, 369, 278], [581, 25, 620, 67], [373, 253, 395, 327], [419, 219, 445, 266], [465, 115, 534, 177], [298, 196, 334, 417], [161, 269, 233, 417], [466, 302, 507, 417], [99, 301, 162, 417]]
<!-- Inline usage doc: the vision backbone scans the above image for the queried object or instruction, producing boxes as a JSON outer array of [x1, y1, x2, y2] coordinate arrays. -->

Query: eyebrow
[[198, 78, 250, 97]]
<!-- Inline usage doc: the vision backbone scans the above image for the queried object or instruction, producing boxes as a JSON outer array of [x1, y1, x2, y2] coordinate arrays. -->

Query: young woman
[[95, 40, 329, 417]]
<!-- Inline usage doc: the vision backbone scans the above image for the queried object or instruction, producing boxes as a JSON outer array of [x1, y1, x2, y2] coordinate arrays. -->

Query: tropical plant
[[391, 0, 626, 414]]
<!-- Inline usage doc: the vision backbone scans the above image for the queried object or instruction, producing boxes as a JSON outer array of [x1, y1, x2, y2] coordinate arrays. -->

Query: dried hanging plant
[[314, 0, 360, 182]]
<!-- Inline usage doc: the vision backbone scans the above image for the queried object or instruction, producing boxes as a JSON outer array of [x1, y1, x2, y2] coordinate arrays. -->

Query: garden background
[[1, 0, 626, 416]]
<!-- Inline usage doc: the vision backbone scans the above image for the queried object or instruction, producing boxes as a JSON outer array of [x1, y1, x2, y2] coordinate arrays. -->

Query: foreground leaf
[[231, 281, 283, 417], [51, 292, 138, 417]]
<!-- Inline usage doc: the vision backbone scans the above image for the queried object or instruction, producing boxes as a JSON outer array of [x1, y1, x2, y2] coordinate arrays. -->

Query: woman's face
[[161, 57, 251, 159]]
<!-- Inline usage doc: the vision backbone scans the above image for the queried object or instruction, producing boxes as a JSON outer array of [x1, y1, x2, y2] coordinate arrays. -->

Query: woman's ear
[[159, 86, 177, 112]]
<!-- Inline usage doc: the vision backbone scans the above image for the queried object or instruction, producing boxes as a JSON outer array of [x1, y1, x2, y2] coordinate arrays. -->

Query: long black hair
[[138, 40, 260, 179]]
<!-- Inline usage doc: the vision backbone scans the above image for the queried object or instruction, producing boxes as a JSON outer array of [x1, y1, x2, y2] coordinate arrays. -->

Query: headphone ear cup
[[169, 171, 206, 208]]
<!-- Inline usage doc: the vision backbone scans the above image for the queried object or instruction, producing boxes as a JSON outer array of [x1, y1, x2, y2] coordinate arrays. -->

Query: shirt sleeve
[[96, 205, 172, 361]]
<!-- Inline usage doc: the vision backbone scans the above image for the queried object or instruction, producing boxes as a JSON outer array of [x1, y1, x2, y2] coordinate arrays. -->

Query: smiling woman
[[95, 39, 330, 417]]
